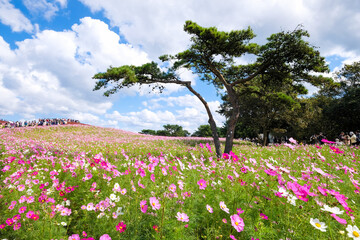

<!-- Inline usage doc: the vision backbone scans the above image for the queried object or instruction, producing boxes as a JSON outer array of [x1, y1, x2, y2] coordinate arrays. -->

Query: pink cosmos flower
[[161, 168, 167, 176], [330, 214, 347, 225], [178, 180, 184, 190], [260, 213, 268, 220], [19, 195, 27, 203], [138, 179, 145, 189], [150, 174, 155, 182], [236, 208, 244, 215], [140, 200, 148, 213], [17, 185, 25, 191], [264, 169, 278, 176], [12, 214, 21, 222], [289, 137, 298, 144], [99, 234, 112, 240], [206, 204, 213, 213], [230, 214, 244, 232], [222, 218, 227, 223], [116, 221, 126, 233], [197, 179, 207, 190], [27, 196, 34, 203], [26, 211, 34, 219], [176, 212, 189, 222], [13, 222, 21, 230], [6, 218, 14, 226], [206, 143, 212, 152], [284, 143, 296, 150], [99, 234, 111, 240], [19, 206, 27, 214], [149, 197, 161, 210], [220, 201, 229, 214], [223, 153, 230, 159], [169, 184, 176, 193], [60, 207, 72, 216], [230, 235, 237, 240], [121, 188, 127, 195], [68, 234, 80, 240], [147, 164, 155, 172]]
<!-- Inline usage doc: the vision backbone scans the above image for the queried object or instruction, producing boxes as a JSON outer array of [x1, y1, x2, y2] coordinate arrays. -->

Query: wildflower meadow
[[0, 125, 359, 240]]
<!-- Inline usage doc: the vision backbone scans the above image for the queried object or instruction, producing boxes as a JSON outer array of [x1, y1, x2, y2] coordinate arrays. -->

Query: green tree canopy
[[192, 125, 213, 137], [139, 125, 190, 137]]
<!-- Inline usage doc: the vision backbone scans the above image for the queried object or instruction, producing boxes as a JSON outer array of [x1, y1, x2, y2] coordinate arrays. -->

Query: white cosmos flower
[[310, 218, 327, 232], [320, 204, 344, 215], [278, 187, 289, 197], [110, 193, 117, 201], [287, 194, 297, 206], [116, 207, 124, 216], [219, 201, 229, 214], [346, 225, 360, 239]]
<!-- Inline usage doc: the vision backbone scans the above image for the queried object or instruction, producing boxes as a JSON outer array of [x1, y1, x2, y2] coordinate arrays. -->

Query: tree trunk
[[224, 107, 240, 153], [185, 84, 222, 157], [262, 129, 269, 146], [208, 118, 222, 158]]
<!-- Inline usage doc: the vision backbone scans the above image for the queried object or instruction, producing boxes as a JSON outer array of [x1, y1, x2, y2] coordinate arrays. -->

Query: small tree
[[192, 125, 213, 137], [93, 21, 328, 157], [139, 129, 157, 135]]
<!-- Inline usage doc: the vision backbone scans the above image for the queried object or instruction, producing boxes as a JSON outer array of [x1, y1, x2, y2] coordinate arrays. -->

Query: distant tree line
[[140, 124, 190, 137]]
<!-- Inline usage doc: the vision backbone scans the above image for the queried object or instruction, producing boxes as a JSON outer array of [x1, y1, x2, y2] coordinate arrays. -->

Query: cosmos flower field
[[0, 125, 359, 240]]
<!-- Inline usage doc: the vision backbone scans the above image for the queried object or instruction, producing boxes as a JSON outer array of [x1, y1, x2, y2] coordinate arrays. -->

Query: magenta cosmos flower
[[149, 197, 161, 210], [260, 213, 268, 220], [116, 221, 126, 233], [230, 214, 244, 232], [176, 212, 189, 222], [197, 179, 207, 190]]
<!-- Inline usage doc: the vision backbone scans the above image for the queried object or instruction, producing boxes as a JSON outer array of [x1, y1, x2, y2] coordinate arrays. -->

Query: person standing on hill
[[350, 132, 357, 146], [356, 130, 360, 145], [344, 132, 351, 145], [317, 132, 326, 144]]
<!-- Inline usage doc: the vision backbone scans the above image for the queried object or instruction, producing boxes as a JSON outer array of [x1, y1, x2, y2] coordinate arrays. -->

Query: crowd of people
[[310, 131, 360, 145], [336, 131, 360, 146], [0, 118, 80, 128]]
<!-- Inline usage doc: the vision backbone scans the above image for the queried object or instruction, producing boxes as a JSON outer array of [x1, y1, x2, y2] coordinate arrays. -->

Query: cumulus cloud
[[0, 17, 150, 123], [107, 94, 226, 133], [0, 0, 33, 32], [79, 0, 360, 63], [22, 0, 67, 20]]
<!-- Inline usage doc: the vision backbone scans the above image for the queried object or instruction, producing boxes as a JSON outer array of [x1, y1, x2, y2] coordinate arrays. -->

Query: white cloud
[[110, 94, 225, 133], [0, 0, 33, 32], [22, 0, 67, 20], [79, 0, 360, 64], [0, 17, 151, 122]]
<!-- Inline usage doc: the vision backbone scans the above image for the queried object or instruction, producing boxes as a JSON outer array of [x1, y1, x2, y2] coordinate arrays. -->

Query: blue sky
[[1, 0, 360, 133]]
